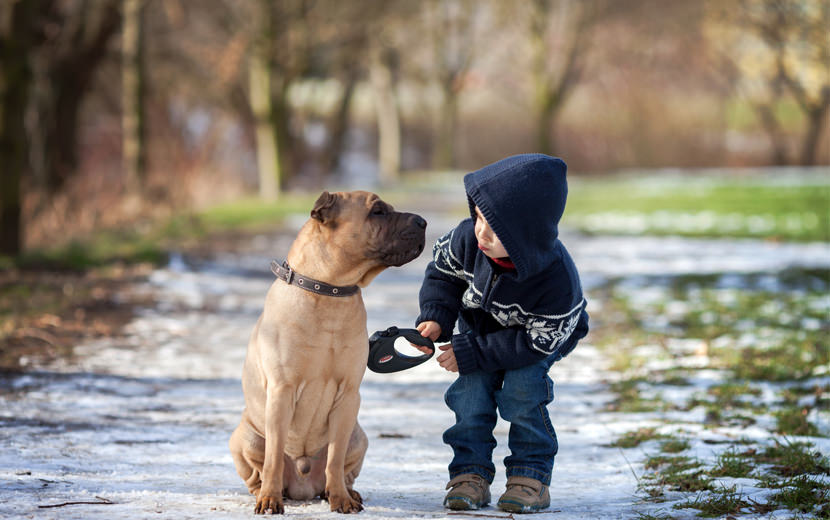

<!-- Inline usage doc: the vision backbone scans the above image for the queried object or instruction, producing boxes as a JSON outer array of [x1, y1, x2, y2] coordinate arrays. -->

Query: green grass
[[193, 194, 318, 231], [660, 438, 691, 454], [598, 267, 830, 517], [768, 475, 830, 516], [567, 173, 830, 241], [708, 447, 755, 478], [675, 485, 750, 518], [755, 439, 830, 478], [637, 439, 830, 516], [17, 231, 167, 271], [609, 427, 667, 449], [774, 407, 822, 436], [641, 455, 712, 493], [607, 379, 670, 413]]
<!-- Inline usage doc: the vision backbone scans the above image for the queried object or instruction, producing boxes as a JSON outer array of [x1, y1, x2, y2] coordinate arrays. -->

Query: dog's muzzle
[[381, 214, 426, 266]]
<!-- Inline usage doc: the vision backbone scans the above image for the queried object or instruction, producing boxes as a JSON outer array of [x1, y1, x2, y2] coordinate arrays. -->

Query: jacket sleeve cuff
[[416, 305, 457, 342], [450, 333, 478, 374]]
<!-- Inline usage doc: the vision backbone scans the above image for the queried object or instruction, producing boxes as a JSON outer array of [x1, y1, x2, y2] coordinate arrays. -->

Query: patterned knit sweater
[[417, 154, 589, 374]]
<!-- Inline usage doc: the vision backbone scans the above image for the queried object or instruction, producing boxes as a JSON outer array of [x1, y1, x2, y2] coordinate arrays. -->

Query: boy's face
[[474, 206, 509, 259]]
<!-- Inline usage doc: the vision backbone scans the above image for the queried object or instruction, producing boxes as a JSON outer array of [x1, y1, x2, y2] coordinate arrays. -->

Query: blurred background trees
[[706, 0, 829, 166], [1, 0, 828, 256]]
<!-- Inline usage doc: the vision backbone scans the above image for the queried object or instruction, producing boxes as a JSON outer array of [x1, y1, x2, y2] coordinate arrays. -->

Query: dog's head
[[311, 191, 426, 268]]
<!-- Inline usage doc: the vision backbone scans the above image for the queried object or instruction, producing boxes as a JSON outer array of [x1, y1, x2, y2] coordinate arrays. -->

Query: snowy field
[[1, 206, 828, 519]]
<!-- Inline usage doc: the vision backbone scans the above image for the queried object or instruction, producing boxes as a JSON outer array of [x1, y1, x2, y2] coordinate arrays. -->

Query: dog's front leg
[[256, 384, 294, 515], [325, 390, 363, 513]]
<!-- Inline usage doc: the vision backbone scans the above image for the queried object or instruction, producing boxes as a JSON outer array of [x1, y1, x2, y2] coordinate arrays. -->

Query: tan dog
[[229, 191, 426, 514]]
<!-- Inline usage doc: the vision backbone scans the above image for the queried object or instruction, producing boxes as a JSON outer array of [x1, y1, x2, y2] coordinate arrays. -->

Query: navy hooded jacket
[[417, 154, 589, 374]]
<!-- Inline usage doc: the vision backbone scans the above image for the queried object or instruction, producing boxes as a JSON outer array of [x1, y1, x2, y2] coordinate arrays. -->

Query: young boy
[[416, 153, 589, 513]]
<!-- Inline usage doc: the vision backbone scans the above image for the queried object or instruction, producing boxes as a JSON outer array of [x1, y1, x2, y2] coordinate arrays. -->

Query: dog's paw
[[326, 490, 364, 514], [348, 489, 363, 504], [255, 494, 284, 515]]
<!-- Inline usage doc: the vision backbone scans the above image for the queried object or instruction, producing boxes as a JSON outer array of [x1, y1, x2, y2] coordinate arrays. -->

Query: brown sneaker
[[443, 473, 491, 510], [496, 476, 550, 513]]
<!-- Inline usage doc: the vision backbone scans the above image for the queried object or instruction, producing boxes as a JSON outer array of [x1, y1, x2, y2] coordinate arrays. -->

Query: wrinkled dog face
[[311, 191, 427, 267]]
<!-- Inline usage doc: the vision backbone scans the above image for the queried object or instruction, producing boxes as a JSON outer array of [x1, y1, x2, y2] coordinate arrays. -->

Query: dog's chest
[[284, 378, 351, 456]]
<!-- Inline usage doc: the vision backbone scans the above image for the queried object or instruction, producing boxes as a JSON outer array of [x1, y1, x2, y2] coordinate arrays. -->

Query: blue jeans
[[443, 356, 558, 486]]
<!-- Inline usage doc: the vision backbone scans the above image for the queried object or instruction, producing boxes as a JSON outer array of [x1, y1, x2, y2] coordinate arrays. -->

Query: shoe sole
[[497, 499, 550, 513], [444, 497, 488, 510]]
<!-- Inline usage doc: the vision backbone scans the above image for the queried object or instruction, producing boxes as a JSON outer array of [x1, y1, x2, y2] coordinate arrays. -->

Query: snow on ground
[[1, 210, 829, 519]]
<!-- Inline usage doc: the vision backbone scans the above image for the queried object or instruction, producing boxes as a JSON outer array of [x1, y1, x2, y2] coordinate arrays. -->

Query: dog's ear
[[311, 191, 339, 224]]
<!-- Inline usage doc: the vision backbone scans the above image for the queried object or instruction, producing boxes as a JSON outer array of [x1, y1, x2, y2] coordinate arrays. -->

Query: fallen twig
[[38, 496, 114, 509], [447, 513, 514, 518]]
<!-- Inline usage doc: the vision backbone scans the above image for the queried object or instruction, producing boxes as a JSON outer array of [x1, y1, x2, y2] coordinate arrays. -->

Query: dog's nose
[[411, 215, 427, 229]]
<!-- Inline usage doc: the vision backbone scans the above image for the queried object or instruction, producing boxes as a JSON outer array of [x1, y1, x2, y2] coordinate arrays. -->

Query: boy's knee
[[445, 371, 499, 411], [497, 368, 553, 420]]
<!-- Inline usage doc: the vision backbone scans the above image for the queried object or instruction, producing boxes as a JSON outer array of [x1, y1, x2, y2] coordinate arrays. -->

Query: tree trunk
[[434, 82, 458, 170], [271, 82, 295, 189], [800, 88, 830, 166], [323, 70, 358, 175], [755, 102, 789, 165], [369, 42, 400, 186], [38, 1, 121, 193], [536, 97, 555, 156], [122, 0, 146, 193], [528, 0, 589, 157], [0, 1, 35, 255], [249, 49, 280, 200]]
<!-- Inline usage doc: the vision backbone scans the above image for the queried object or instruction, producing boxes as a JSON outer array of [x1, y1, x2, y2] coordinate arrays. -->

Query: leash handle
[[367, 326, 435, 373]]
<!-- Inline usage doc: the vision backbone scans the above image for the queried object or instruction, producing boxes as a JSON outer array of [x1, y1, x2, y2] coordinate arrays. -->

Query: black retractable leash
[[367, 326, 435, 373]]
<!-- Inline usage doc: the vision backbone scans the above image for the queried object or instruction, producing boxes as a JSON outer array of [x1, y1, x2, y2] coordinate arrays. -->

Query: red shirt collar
[[490, 257, 516, 270]]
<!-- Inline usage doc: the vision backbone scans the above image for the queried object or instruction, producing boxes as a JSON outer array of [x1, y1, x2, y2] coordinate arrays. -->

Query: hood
[[464, 154, 568, 280]]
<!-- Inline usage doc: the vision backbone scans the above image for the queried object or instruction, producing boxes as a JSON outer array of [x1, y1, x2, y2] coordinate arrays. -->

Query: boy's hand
[[436, 344, 458, 372], [415, 321, 457, 371], [416, 321, 441, 341], [411, 321, 441, 354]]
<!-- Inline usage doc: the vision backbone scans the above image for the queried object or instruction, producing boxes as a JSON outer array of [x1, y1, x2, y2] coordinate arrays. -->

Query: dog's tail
[[295, 456, 312, 478]]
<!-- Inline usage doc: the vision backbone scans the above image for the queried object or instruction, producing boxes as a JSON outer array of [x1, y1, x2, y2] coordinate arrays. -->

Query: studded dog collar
[[270, 260, 360, 298]]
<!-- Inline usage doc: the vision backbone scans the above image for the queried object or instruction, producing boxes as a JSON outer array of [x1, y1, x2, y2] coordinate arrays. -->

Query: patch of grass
[[701, 405, 758, 429], [610, 427, 667, 449], [707, 382, 762, 407], [594, 255, 830, 515], [690, 382, 764, 428], [726, 342, 828, 382], [17, 231, 166, 271], [660, 438, 690, 454], [674, 484, 750, 518], [568, 173, 830, 241], [781, 384, 830, 411], [709, 447, 755, 478], [768, 475, 830, 516], [605, 343, 650, 373], [607, 379, 670, 413], [195, 194, 318, 231], [774, 406, 822, 437], [658, 372, 692, 386], [643, 455, 712, 493], [754, 439, 830, 478]]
